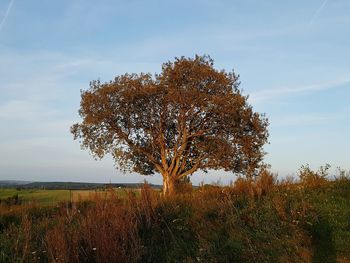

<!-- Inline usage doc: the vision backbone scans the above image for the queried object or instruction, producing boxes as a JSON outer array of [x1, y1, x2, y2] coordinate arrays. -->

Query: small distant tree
[[71, 55, 269, 195]]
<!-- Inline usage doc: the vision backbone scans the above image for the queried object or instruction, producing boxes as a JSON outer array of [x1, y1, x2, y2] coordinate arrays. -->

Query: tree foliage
[[71, 55, 269, 194]]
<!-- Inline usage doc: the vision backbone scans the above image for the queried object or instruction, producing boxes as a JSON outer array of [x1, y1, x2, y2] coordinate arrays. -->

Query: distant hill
[[0, 180, 162, 190], [0, 180, 32, 187]]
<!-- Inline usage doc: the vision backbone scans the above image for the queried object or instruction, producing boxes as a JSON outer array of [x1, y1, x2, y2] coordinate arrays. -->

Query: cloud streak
[[0, 0, 15, 32], [309, 0, 329, 26], [249, 77, 350, 104], [271, 114, 336, 127]]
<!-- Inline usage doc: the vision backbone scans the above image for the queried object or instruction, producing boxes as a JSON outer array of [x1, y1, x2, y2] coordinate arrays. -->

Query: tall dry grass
[[232, 168, 276, 198], [44, 190, 142, 263], [1, 166, 349, 262]]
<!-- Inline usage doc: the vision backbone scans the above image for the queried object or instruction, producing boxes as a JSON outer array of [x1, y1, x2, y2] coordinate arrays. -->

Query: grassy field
[[0, 189, 71, 204], [0, 169, 349, 262], [0, 188, 136, 205]]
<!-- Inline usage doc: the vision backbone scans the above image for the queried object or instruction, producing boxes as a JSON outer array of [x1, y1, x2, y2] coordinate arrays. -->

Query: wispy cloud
[[0, 0, 15, 32], [0, 99, 59, 121], [309, 0, 330, 26], [272, 114, 336, 127], [249, 77, 350, 104]]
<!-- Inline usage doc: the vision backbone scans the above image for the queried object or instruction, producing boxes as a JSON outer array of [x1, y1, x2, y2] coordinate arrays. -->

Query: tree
[[71, 55, 269, 195]]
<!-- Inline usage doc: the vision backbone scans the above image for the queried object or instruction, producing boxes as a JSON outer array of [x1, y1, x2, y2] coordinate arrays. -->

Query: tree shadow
[[311, 216, 336, 263]]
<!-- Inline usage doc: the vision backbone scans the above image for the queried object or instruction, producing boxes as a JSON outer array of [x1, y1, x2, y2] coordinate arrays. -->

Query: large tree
[[71, 55, 269, 195]]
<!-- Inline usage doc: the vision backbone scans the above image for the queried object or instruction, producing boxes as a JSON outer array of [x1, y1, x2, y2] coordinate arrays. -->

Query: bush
[[232, 168, 276, 198], [2, 194, 23, 206], [298, 164, 330, 187]]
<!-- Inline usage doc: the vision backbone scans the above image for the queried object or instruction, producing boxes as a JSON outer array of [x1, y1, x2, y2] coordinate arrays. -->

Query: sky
[[0, 0, 349, 185]]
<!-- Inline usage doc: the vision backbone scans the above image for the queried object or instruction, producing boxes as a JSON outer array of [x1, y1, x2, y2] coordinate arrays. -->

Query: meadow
[[0, 188, 132, 205], [0, 167, 349, 263], [0, 189, 73, 205]]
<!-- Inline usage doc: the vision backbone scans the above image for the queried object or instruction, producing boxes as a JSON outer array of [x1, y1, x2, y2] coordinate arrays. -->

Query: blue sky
[[0, 0, 349, 184]]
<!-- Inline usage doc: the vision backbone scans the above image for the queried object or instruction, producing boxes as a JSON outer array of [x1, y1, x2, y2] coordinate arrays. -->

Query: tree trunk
[[162, 175, 176, 196]]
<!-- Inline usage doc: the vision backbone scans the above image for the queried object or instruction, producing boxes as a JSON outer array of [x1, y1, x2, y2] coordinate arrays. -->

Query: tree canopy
[[71, 55, 269, 195]]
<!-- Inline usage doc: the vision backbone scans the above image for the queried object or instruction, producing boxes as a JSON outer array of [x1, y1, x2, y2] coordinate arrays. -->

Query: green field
[[0, 189, 114, 204], [0, 189, 71, 204], [0, 188, 141, 205]]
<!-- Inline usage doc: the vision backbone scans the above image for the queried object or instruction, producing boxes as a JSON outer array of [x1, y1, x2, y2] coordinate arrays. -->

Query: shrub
[[3, 194, 23, 206], [298, 164, 330, 187], [232, 168, 276, 198]]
